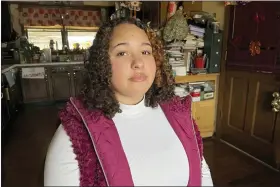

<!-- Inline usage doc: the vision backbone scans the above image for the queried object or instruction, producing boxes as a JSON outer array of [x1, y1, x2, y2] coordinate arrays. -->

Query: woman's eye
[[116, 52, 127, 56], [142, 51, 151, 55]]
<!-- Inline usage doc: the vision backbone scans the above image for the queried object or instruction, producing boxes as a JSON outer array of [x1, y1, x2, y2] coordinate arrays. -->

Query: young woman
[[44, 17, 213, 186]]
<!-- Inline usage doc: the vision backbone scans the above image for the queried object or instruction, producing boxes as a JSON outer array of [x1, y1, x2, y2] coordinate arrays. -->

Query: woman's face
[[109, 23, 156, 104]]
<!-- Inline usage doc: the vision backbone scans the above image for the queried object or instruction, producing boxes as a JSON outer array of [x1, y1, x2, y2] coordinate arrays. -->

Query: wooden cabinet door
[[50, 67, 72, 101], [1, 87, 10, 131], [221, 71, 280, 167], [193, 100, 215, 138], [8, 69, 22, 115], [21, 68, 50, 103], [73, 66, 85, 97]]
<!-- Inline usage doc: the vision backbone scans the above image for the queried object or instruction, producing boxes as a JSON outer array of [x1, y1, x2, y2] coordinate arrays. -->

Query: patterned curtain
[[20, 7, 101, 27]]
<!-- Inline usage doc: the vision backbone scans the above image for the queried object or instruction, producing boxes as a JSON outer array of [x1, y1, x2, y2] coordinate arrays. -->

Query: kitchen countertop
[[1, 62, 84, 73]]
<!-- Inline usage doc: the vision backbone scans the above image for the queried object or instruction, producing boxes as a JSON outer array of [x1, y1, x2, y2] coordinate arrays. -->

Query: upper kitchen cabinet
[[226, 2, 280, 73]]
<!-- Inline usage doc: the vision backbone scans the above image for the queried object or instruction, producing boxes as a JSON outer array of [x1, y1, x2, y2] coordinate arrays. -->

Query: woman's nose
[[131, 57, 144, 69]]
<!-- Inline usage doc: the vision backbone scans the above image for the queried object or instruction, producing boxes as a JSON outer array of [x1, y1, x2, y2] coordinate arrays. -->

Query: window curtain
[[20, 7, 101, 27]]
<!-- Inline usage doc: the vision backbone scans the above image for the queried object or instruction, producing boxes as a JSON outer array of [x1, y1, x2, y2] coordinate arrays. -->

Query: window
[[26, 28, 97, 50], [67, 30, 97, 50], [27, 28, 63, 50]]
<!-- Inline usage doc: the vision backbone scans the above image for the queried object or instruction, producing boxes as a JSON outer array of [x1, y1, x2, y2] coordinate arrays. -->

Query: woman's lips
[[129, 74, 147, 82]]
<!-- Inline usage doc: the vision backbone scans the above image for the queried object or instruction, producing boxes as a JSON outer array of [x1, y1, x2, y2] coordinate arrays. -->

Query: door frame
[[215, 6, 231, 138]]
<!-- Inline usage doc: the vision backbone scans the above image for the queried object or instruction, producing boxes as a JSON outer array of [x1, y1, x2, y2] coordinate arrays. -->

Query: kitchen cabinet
[[8, 68, 22, 116], [18, 64, 85, 103], [20, 68, 50, 103], [1, 68, 22, 133], [50, 67, 72, 101], [1, 95, 10, 131], [192, 100, 215, 138], [1, 75, 10, 131], [175, 73, 219, 138], [72, 65, 85, 96]]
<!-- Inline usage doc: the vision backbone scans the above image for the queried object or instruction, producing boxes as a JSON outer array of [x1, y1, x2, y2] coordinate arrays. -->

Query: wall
[[10, 4, 22, 35]]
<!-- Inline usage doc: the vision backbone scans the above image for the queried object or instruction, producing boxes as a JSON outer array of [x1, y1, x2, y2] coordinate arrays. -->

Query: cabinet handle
[[73, 72, 76, 79]]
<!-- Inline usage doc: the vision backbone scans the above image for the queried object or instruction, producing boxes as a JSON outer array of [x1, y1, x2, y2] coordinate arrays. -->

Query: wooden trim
[[175, 73, 219, 83], [65, 26, 99, 31], [24, 25, 99, 31], [24, 25, 63, 29], [215, 6, 231, 139], [12, 2, 104, 11]]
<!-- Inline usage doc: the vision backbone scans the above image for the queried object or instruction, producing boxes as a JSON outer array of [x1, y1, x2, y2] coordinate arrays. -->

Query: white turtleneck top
[[44, 98, 213, 186]]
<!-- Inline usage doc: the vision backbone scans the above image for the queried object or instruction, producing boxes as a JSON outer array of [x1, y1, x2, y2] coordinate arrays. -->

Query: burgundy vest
[[59, 95, 203, 186]]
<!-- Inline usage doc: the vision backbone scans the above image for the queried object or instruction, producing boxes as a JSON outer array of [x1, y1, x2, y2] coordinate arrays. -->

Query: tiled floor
[[2, 104, 280, 187]]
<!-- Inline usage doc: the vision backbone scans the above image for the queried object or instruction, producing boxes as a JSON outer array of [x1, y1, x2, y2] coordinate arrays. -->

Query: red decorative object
[[20, 7, 101, 27], [231, 36, 242, 47], [167, 1, 177, 20], [249, 41, 261, 56], [253, 12, 265, 23]]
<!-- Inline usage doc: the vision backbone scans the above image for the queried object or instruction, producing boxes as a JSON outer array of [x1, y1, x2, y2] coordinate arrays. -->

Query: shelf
[[175, 73, 220, 83], [192, 98, 215, 103]]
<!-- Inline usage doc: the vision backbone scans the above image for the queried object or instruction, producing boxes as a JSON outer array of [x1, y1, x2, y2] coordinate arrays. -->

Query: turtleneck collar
[[118, 96, 146, 116]]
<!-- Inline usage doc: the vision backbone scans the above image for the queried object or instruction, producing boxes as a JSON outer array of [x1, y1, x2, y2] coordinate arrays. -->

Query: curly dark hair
[[81, 17, 175, 118]]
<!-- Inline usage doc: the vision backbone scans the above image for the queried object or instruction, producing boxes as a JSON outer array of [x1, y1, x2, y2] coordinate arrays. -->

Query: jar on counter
[[190, 88, 201, 102]]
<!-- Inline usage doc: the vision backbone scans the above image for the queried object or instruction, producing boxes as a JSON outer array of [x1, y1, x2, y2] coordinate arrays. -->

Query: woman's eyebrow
[[112, 42, 151, 49], [142, 42, 152, 47], [112, 42, 128, 49]]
